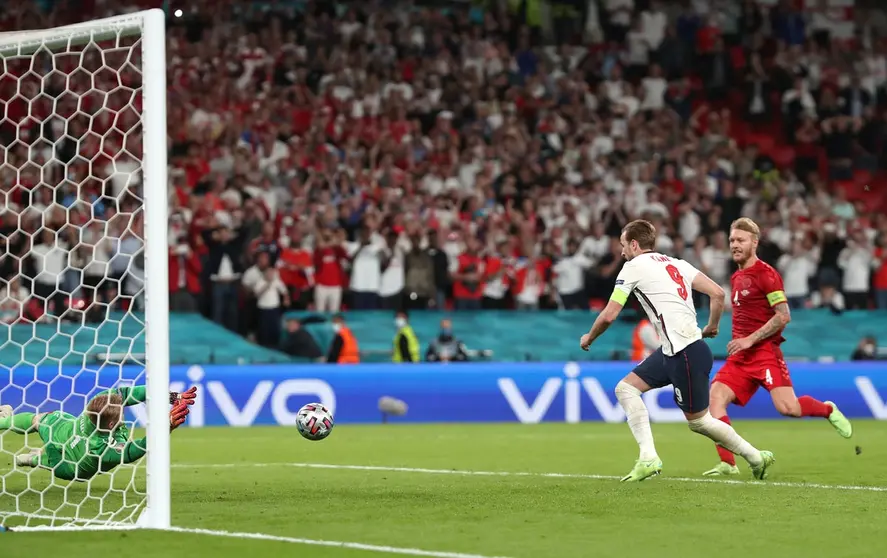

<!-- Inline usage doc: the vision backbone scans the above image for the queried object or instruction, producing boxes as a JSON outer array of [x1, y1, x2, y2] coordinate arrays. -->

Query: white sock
[[688, 412, 762, 466], [615, 381, 658, 461]]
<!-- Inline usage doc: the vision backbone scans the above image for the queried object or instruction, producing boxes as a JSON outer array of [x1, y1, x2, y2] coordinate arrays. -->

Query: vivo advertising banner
[[2, 362, 887, 426]]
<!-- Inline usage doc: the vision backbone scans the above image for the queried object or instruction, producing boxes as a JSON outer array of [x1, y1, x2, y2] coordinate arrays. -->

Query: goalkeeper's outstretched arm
[[99, 402, 191, 472]]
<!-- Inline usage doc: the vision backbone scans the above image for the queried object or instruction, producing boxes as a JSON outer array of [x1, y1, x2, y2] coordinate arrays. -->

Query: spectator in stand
[[168, 234, 201, 313], [452, 237, 484, 311], [313, 228, 348, 314], [203, 217, 245, 332], [278, 229, 313, 310], [28, 229, 68, 316], [778, 239, 819, 309], [348, 226, 385, 311], [553, 238, 590, 310], [243, 251, 290, 347], [280, 318, 323, 361], [811, 283, 846, 315], [875, 233, 887, 310], [838, 228, 876, 310], [248, 222, 281, 266], [425, 318, 468, 363], [379, 230, 405, 311], [482, 240, 510, 310], [851, 336, 879, 361]]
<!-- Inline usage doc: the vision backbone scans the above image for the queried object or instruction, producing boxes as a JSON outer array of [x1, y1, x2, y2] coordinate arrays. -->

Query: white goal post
[[0, 9, 169, 529]]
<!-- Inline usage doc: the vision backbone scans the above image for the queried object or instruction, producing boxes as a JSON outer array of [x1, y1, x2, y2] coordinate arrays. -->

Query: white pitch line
[[13, 524, 513, 558], [172, 461, 887, 493]]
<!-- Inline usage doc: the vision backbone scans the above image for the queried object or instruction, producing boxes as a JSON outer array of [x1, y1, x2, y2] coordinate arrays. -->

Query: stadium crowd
[[0, 0, 887, 349]]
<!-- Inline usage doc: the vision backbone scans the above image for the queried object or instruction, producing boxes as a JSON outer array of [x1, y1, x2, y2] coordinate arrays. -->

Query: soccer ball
[[296, 403, 334, 441]]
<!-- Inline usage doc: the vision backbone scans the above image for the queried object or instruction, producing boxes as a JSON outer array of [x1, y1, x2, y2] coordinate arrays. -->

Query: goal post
[[0, 9, 169, 529]]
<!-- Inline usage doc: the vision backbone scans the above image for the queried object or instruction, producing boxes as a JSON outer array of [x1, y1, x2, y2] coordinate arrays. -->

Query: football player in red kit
[[702, 218, 853, 477]]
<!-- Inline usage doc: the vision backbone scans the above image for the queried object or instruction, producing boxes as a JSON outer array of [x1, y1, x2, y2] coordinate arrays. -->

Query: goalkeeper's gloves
[[170, 402, 190, 432], [170, 386, 197, 406]]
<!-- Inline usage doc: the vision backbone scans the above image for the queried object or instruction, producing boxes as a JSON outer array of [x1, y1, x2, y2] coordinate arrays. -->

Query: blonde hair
[[731, 217, 760, 239], [87, 393, 123, 431]]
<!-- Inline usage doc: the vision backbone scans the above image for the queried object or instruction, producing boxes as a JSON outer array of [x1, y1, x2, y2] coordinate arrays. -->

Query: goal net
[[0, 10, 169, 529]]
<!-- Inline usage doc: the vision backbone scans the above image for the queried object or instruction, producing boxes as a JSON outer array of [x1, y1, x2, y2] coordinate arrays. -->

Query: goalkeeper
[[0, 386, 197, 481]]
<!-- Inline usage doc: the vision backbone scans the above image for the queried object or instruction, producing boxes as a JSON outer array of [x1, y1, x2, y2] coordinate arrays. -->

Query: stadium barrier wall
[[3, 362, 887, 425]]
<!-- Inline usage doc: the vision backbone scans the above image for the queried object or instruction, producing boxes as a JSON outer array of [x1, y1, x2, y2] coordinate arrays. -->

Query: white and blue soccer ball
[[296, 403, 334, 441]]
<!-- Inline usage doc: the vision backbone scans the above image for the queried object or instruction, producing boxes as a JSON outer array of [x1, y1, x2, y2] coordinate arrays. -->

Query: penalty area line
[[172, 461, 887, 493], [13, 524, 512, 558]]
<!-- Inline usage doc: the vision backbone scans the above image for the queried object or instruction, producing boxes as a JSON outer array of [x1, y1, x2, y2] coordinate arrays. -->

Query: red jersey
[[730, 259, 788, 355], [313, 245, 348, 287]]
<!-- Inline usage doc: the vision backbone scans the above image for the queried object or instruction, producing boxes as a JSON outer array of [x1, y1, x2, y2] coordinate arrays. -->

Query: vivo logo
[[130, 365, 336, 427], [498, 362, 684, 424], [855, 376, 887, 419]]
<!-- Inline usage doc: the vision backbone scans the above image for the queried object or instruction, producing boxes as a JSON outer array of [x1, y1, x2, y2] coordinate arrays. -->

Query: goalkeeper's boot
[[0, 405, 11, 419], [15, 448, 42, 469], [825, 401, 853, 438], [702, 462, 741, 476], [620, 458, 663, 482], [750, 451, 775, 480]]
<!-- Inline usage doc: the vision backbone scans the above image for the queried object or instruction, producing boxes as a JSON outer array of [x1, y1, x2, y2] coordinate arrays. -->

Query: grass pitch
[[2, 421, 887, 557]]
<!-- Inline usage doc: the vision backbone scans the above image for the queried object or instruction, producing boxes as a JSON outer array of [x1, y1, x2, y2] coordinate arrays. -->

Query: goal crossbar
[[0, 13, 147, 56]]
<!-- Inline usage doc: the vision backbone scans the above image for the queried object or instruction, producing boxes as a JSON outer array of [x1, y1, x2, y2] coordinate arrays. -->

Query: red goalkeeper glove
[[169, 386, 197, 406], [170, 402, 190, 432]]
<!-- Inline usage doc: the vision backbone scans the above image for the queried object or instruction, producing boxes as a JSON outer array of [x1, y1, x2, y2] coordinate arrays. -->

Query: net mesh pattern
[[0, 21, 150, 528]]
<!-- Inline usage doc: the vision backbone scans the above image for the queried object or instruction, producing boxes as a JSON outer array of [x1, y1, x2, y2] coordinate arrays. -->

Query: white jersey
[[612, 252, 702, 356]]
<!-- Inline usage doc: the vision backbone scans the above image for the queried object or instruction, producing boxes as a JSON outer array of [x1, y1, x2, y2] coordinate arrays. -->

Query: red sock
[[715, 415, 736, 466], [798, 396, 833, 418]]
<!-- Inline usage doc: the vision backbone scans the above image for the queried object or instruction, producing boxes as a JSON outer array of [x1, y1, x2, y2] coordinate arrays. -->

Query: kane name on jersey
[[730, 259, 788, 347]]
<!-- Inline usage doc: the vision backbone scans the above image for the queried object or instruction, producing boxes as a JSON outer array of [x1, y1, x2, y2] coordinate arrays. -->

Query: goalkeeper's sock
[[713, 415, 737, 466], [0, 412, 37, 434], [615, 381, 658, 461], [798, 396, 832, 418], [688, 412, 762, 467]]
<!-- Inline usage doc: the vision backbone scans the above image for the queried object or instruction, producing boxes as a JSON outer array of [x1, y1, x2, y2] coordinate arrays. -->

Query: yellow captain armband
[[610, 289, 629, 306], [766, 290, 787, 306]]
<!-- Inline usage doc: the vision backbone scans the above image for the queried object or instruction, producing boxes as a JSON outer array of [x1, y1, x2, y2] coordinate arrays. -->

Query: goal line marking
[[172, 461, 887, 493], [12, 524, 512, 558]]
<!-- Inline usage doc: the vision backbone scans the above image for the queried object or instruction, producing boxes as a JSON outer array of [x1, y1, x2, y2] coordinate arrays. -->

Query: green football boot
[[620, 458, 663, 482]]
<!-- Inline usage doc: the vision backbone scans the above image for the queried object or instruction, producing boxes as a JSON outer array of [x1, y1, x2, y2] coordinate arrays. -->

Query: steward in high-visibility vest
[[327, 314, 360, 364], [392, 311, 420, 363], [632, 318, 660, 361]]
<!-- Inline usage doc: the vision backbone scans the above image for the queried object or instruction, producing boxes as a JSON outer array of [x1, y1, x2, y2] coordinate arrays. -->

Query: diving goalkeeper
[[0, 386, 197, 481]]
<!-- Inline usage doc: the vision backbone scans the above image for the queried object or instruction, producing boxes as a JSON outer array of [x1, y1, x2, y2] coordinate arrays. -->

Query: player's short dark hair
[[622, 220, 657, 250], [87, 393, 123, 431]]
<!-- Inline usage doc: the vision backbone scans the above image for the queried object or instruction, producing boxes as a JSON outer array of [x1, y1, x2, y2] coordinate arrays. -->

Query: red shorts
[[712, 348, 793, 406]]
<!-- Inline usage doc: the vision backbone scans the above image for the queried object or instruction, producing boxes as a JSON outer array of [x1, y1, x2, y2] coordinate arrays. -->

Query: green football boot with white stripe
[[620, 458, 663, 482], [825, 401, 853, 438]]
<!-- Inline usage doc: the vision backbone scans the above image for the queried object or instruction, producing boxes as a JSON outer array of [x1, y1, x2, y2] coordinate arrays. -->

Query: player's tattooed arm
[[749, 302, 791, 344]]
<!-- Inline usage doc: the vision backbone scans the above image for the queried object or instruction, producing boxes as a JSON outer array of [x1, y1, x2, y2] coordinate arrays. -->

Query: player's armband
[[766, 290, 787, 306], [610, 288, 629, 306]]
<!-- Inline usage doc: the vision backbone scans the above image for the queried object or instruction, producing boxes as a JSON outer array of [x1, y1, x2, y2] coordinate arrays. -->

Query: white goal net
[[0, 10, 169, 529]]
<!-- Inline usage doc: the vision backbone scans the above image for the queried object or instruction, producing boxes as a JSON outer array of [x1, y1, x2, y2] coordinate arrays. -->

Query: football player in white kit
[[579, 220, 775, 482]]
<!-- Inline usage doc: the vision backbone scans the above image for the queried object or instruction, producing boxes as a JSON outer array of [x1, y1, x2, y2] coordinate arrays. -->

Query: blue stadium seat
[[284, 309, 887, 363]]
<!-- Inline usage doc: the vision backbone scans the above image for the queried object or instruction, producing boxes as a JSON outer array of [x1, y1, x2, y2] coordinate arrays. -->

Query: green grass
[[2, 421, 887, 557]]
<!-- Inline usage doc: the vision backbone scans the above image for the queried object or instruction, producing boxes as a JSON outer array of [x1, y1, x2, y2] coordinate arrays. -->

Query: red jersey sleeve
[[756, 265, 788, 308]]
